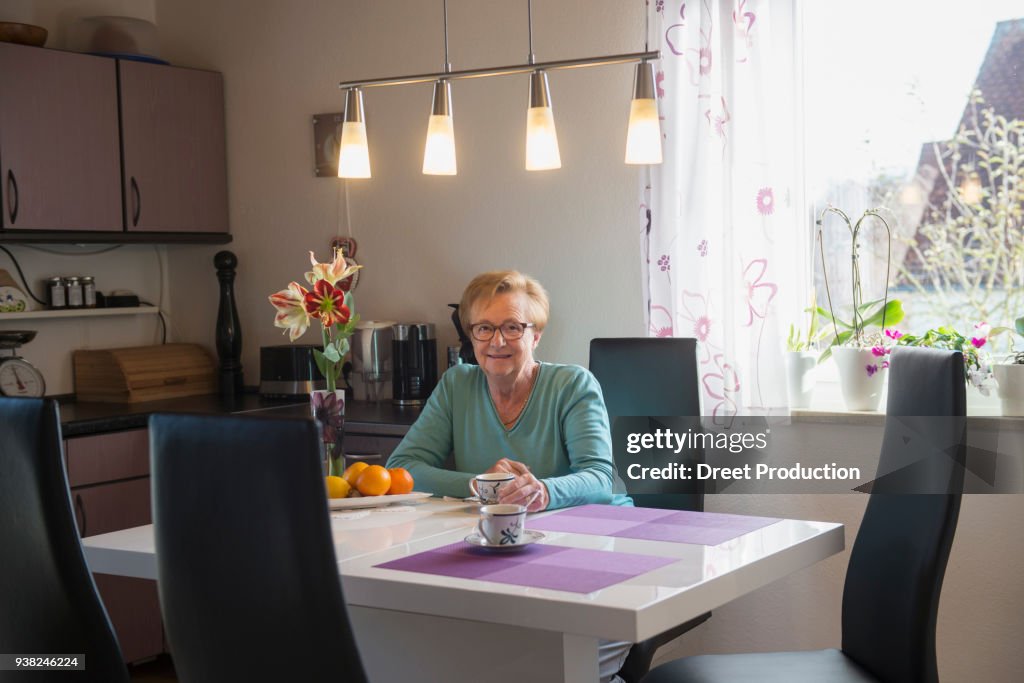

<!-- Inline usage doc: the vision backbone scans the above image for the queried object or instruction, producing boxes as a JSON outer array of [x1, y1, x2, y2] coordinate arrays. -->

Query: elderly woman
[[386, 270, 631, 511], [387, 271, 634, 683]]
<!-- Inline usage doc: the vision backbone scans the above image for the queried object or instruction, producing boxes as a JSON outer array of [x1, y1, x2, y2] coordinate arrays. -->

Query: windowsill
[[794, 379, 1020, 427]]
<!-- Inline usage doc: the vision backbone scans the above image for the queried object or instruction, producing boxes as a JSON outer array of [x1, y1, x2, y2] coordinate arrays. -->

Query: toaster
[[259, 345, 326, 397]]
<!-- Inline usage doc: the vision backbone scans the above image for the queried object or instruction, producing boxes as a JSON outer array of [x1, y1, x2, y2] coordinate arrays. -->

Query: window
[[804, 3, 1023, 348]]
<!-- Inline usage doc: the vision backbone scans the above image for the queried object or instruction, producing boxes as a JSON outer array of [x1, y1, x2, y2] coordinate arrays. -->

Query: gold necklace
[[499, 364, 538, 428]]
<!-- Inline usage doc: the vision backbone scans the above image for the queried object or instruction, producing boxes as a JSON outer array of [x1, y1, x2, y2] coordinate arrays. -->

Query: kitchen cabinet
[[0, 42, 121, 231], [346, 433, 403, 466], [66, 429, 164, 664], [119, 60, 228, 233], [0, 43, 230, 243]]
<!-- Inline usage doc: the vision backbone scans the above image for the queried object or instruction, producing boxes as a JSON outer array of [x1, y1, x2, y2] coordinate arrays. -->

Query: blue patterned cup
[[470, 472, 515, 504], [477, 504, 527, 545]]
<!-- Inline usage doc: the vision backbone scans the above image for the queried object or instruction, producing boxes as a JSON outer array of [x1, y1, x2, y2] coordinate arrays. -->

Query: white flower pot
[[993, 363, 1024, 416], [833, 347, 888, 412], [785, 351, 817, 409]]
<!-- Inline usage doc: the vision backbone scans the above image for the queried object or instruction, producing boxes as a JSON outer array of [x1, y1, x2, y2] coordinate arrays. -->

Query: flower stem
[[322, 326, 336, 392]]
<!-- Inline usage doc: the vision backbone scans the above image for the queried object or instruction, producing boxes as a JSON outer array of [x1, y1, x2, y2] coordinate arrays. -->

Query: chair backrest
[[589, 338, 703, 510], [841, 347, 966, 683], [150, 413, 368, 683], [0, 398, 128, 682]]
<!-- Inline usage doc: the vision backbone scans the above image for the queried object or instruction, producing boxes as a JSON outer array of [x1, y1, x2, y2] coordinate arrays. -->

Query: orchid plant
[[268, 249, 362, 392], [814, 205, 905, 362]]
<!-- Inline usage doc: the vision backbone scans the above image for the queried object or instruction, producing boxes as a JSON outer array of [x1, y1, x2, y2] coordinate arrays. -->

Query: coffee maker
[[392, 323, 438, 406]]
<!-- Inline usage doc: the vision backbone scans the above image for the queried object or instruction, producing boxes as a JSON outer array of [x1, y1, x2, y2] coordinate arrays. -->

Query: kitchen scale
[[0, 330, 46, 397]]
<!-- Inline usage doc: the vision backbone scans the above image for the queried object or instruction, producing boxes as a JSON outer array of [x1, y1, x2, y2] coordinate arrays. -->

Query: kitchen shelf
[[0, 305, 160, 321]]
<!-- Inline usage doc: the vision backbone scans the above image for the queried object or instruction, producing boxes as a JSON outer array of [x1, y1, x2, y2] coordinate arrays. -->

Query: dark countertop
[[58, 392, 422, 438]]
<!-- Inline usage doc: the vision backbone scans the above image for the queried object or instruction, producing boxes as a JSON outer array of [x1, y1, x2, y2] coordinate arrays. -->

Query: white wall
[[155, 0, 647, 384]]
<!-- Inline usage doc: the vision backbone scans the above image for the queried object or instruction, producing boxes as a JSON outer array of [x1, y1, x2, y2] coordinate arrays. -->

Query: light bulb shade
[[423, 115, 457, 175], [423, 81, 456, 175], [338, 88, 371, 178], [625, 62, 663, 164], [526, 71, 561, 171], [625, 99, 662, 164]]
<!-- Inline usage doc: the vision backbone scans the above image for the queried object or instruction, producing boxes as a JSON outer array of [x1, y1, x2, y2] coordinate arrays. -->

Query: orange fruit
[[355, 465, 391, 496], [342, 461, 370, 487], [387, 467, 414, 495]]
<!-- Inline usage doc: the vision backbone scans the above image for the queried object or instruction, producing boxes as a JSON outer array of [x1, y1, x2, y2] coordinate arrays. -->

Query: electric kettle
[[351, 321, 396, 402]]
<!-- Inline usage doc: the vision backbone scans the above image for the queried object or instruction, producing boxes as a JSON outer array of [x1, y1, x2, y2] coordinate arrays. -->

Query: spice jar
[[80, 276, 97, 308], [65, 276, 84, 308], [47, 277, 67, 309]]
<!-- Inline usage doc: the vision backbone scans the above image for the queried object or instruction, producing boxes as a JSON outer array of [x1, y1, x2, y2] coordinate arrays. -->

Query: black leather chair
[[589, 338, 710, 683], [590, 337, 703, 511], [149, 413, 368, 683], [641, 347, 967, 683], [0, 397, 129, 683]]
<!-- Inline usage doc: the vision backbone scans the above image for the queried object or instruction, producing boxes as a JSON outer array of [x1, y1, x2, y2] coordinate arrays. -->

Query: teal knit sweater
[[386, 362, 632, 510]]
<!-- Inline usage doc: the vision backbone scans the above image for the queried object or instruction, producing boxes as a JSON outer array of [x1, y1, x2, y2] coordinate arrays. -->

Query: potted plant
[[991, 317, 1024, 416], [268, 249, 362, 475], [815, 206, 905, 411], [895, 323, 995, 396]]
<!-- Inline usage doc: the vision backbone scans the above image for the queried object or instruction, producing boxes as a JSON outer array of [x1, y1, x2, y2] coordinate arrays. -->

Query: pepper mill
[[214, 250, 244, 398]]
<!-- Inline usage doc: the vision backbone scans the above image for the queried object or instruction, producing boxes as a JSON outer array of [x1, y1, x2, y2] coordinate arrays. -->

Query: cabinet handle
[[5, 169, 17, 225], [130, 176, 141, 226], [75, 493, 87, 537]]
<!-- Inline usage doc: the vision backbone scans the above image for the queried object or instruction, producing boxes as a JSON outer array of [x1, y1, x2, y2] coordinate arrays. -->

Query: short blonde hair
[[459, 270, 550, 333]]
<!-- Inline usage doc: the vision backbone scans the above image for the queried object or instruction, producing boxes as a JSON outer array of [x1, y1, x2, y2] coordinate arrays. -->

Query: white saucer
[[464, 529, 546, 551]]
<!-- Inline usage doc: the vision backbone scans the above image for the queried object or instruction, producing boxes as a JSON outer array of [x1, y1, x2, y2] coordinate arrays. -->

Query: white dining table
[[82, 499, 844, 683]]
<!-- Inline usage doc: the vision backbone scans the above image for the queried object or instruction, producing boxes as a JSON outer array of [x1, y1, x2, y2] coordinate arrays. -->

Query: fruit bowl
[[0, 22, 48, 47]]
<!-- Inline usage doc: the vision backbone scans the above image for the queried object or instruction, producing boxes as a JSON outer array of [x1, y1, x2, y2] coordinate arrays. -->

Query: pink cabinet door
[[119, 60, 228, 233], [0, 43, 122, 231], [68, 428, 164, 665]]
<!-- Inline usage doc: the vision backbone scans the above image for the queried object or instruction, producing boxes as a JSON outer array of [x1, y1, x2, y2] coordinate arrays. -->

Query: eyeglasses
[[469, 322, 536, 342]]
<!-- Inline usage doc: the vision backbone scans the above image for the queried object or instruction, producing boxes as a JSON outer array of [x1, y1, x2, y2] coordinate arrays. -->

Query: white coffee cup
[[477, 504, 527, 546], [470, 472, 515, 504]]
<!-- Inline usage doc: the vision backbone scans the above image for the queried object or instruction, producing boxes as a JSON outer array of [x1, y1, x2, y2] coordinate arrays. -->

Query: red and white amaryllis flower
[[305, 250, 361, 291], [303, 279, 351, 328], [268, 250, 363, 400], [268, 281, 310, 341]]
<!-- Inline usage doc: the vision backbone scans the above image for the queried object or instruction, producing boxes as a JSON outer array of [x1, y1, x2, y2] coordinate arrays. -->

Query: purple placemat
[[529, 505, 780, 546], [375, 542, 677, 594]]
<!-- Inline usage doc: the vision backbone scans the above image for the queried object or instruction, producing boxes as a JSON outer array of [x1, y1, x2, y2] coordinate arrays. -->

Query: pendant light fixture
[[422, 0, 457, 175], [624, 60, 662, 164], [337, 87, 371, 178], [336, 0, 661, 177], [625, 5, 662, 165], [524, 0, 560, 171]]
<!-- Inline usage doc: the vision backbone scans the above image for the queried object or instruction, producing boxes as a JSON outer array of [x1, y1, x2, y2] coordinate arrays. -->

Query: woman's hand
[[488, 458, 549, 512]]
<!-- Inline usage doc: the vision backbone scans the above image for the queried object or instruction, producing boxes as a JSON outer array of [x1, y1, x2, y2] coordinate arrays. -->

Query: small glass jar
[[47, 277, 67, 309], [65, 276, 84, 308], [80, 276, 97, 308]]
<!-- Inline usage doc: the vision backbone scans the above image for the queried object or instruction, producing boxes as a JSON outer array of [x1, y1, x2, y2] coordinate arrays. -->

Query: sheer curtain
[[642, 0, 805, 417]]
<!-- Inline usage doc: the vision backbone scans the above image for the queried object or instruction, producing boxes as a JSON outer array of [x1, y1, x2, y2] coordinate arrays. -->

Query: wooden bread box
[[73, 343, 217, 403]]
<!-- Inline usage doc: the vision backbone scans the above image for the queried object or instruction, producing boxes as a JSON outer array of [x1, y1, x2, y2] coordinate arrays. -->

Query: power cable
[[0, 245, 47, 305]]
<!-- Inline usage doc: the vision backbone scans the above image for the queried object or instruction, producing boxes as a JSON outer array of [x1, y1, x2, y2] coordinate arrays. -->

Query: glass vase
[[310, 389, 345, 476]]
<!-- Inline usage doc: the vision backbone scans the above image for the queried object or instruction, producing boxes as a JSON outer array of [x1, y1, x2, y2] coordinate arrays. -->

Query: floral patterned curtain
[[642, 0, 804, 417]]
